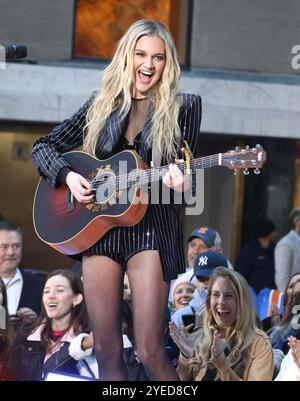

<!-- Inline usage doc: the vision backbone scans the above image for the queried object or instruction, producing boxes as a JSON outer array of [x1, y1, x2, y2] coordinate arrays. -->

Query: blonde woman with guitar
[[32, 20, 264, 380]]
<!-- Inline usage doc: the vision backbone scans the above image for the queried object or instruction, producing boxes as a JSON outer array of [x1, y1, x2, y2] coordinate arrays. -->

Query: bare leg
[[127, 250, 179, 381], [82, 255, 127, 380]]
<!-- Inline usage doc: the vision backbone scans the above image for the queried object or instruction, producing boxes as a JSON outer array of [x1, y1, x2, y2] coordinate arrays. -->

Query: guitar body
[[33, 150, 149, 255], [33, 144, 266, 256]]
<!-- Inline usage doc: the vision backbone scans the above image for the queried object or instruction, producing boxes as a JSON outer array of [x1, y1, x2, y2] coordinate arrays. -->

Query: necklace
[[131, 97, 148, 101]]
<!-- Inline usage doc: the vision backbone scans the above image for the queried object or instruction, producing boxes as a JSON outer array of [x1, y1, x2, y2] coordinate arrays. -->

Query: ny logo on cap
[[198, 227, 208, 234], [198, 256, 208, 266]]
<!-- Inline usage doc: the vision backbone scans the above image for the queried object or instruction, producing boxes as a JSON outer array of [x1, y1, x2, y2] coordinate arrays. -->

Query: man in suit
[[275, 209, 300, 292], [0, 221, 45, 326]]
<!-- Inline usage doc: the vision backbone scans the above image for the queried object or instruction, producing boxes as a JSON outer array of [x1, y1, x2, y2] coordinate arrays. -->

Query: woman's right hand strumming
[[66, 171, 94, 203]]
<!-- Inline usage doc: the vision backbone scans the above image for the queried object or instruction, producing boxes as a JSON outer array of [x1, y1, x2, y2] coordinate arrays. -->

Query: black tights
[[83, 251, 179, 381]]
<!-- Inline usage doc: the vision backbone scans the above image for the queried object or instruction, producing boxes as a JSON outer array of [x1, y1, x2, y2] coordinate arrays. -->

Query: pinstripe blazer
[[31, 93, 202, 281]]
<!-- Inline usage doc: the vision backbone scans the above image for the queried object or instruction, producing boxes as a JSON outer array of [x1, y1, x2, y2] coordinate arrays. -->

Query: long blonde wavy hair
[[198, 267, 258, 367], [83, 19, 182, 162]]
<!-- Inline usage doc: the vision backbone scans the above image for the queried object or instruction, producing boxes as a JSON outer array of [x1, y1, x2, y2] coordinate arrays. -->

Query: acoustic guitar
[[33, 145, 266, 255]]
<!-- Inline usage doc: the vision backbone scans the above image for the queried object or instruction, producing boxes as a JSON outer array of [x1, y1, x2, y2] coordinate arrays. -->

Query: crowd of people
[[1, 217, 300, 381]]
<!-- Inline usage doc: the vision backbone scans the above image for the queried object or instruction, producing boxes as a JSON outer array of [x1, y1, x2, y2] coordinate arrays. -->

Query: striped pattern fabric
[[31, 94, 96, 188], [31, 93, 202, 281], [85, 206, 157, 267], [85, 130, 157, 264]]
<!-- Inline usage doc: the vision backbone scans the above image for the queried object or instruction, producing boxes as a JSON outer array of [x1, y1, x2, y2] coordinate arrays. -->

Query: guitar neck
[[138, 154, 221, 186], [99, 144, 266, 191]]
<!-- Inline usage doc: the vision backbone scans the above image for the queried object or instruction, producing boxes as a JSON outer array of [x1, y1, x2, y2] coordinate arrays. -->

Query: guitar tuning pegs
[[243, 168, 249, 176], [255, 144, 261, 149], [233, 169, 238, 176], [235, 146, 240, 151], [245, 145, 249, 150], [254, 168, 260, 175]]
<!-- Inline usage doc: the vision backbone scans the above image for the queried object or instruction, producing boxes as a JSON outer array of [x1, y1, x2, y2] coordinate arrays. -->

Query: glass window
[[74, 0, 190, 65]]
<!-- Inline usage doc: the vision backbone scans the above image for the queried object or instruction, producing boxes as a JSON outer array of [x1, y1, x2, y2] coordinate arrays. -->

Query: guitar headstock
[[221, 144, 266, 174]]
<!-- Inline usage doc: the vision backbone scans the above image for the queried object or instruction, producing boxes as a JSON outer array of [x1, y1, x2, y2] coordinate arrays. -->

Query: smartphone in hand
[[182, 314, 195, 333]]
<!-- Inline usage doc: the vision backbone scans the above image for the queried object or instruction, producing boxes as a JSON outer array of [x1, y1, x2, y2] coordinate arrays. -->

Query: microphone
[[5, 44, 27, 60]]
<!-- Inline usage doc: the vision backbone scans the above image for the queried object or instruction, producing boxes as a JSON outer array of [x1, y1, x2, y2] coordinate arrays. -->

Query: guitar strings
[[90, 154, 221, 191], [91, 156, 219, 189], [110, 151, 257, 188], [91, 155, 221, 190]]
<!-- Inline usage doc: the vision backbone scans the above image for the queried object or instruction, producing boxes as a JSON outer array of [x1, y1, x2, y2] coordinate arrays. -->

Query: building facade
[[0, 0, 300, 269]]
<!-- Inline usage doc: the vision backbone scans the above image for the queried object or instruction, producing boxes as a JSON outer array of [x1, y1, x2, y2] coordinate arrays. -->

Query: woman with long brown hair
[[269, 273, 300, 353], [170, 267, 274, 381], [4, 270, 92, 380]]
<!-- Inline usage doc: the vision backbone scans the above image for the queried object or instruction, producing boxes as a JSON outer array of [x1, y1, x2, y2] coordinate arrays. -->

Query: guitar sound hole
[[94, 171, 116, 205]]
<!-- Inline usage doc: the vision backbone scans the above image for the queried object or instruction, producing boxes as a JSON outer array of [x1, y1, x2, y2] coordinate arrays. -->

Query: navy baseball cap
[[188, 227, 221, 248], [193, 250, 228, 279]]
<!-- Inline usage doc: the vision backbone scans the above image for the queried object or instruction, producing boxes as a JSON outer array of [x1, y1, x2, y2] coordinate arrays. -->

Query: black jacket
[[31, 93, 202, 281], [235, 240, 276, 293], [4, 329, 79, 381], [18, 268, 46, 315]]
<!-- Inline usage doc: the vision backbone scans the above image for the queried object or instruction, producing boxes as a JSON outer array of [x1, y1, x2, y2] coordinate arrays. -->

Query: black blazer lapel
[[96, 109, 128, 157], [107, 109, 128, 149]]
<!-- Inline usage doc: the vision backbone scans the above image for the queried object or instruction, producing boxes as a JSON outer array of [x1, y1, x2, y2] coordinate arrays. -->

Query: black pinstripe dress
[[31, 93, 202, 281], [84, 99, 157, 267]]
